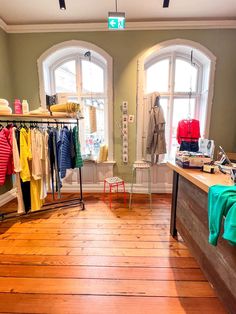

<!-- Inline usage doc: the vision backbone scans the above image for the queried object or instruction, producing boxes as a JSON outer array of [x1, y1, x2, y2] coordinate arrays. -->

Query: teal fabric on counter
[[208, 185, 236, 246], [223, 202, 236, 245]]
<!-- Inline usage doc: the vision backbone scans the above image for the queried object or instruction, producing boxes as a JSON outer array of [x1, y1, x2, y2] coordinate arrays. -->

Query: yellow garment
[[50, 103, 80, 113], [97, 144, 108, 162], [30, 178, 43, 211], [20, 128, 31, 182]]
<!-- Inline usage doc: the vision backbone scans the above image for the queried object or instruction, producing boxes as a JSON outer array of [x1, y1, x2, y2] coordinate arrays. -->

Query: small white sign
[[128, 115, 134, 123]]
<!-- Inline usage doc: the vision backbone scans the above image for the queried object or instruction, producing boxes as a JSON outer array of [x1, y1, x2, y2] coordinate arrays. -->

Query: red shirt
[[0, 127, 14, 185], [176, 119, 200, 144]]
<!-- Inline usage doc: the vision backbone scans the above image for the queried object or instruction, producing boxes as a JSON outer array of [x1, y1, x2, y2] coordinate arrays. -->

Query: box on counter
[[176, 151, 212, 169]]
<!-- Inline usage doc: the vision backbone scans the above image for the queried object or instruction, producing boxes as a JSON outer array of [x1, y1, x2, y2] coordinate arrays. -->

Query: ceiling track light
[[163, 0, 170, 8], [59, 0, 66, 10]]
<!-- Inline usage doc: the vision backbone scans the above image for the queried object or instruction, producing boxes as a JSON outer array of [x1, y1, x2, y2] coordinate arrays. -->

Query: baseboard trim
[[62, 182, 172, 193], [0, 188, 17, 207]]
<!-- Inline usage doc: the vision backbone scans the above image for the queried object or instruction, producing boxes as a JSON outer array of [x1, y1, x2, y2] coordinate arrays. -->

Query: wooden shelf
[[0, 114, 81, 119]]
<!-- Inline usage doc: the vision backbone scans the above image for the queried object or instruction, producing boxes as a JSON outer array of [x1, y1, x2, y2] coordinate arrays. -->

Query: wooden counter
[[167, 161, 236, 314], [167, 161, 234, 192]]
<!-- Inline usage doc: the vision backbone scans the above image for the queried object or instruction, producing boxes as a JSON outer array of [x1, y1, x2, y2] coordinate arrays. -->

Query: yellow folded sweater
[[50, 103, 80, 113]]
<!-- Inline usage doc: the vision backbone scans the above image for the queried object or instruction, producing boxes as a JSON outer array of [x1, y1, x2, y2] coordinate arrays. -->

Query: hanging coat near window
[[146, 98, 166, 164]]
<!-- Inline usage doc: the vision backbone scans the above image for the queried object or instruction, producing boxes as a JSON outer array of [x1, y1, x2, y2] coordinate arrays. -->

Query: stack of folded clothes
[[29, 106, 50, 115], [50, 103, 80, 117], [0, 99, 12, 114], [176, 151, 212, 168]]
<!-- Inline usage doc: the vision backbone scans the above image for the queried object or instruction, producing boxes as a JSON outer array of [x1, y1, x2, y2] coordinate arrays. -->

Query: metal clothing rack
[[0, 115, 85, 221]]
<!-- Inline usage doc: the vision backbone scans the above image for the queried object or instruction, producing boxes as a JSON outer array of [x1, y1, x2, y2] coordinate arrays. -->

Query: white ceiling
[[0, 0, 236, 25]]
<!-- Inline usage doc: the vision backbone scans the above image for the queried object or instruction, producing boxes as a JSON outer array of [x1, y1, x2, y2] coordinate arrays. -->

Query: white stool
[[129, 162, 152, 209]]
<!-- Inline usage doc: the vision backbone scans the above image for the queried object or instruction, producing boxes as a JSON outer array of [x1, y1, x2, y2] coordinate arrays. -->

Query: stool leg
[[103, 180, 106, 202], [148, 167, 152, 209], [129, 168, 135, 209], [123, 182, 126, 206], [109, 184, 112, 208]]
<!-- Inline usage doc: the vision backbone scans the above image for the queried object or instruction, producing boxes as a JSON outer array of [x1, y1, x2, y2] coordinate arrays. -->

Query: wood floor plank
[[0, 255, 199, 268], [0, 277, 216, 297], [0, 232, 178, 242], [0, 239, 187, 249], [0, 227, 170, 235], [10, 218, 171, 225], [0, 294, 226, 314], [0, 246, 192, 257], [0, 221, 170, 229], [0, 265, 206, 281]]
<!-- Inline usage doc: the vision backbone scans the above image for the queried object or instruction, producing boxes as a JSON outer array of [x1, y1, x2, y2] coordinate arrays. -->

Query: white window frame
[[136, 38, 216, 162], [37, 40, 114, 161]]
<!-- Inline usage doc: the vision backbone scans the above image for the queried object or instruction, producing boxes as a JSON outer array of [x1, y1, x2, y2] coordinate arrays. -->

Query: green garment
[[223, 202, 236, 245], [208, 185, 236, 246], [73, 126, 83, 168]]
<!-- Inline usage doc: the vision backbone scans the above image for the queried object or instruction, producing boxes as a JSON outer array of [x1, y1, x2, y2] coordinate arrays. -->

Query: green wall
[[5, 29, 236, 180], [0, 28, 12, 102], [0, 28, 13, 194]]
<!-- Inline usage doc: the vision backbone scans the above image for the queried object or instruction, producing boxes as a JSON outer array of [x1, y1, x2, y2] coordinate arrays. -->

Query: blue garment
[[180, 141, 199, 152], [60, 127, 72, 179], [48, 128, 61, 198]]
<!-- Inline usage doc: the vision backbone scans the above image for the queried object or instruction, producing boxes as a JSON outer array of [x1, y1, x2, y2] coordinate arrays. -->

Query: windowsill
[[134, 159, 173, 166], [83, 160, 116, 165]]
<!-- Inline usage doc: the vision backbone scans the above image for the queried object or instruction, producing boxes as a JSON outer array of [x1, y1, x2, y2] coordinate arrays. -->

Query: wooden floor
[[0, 193, 227, 314]]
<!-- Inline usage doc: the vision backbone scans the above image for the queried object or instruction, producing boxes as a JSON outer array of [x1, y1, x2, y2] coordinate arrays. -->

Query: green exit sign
[[108, 12, 125, 30]]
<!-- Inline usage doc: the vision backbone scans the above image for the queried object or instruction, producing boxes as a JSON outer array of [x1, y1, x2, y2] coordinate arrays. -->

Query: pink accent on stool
[[103, 177, 126, 208]]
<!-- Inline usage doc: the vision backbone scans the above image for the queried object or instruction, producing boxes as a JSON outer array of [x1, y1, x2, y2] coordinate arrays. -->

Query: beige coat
[[146, 106, 166, 162]]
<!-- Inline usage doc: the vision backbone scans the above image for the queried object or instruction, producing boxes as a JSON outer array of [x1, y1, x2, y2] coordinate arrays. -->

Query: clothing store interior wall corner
[[1, 29, 236, 188]]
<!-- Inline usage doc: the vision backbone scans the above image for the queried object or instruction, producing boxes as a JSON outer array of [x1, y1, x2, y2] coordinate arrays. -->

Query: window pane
[[80, 98, 105, 159], [146, 59, 169, 93], [174, 59, 197, 92], [169, 98, 196, 159], [82, 60, 104, 93], [55, 60, 76, 93], [159, 98, 168, 122]]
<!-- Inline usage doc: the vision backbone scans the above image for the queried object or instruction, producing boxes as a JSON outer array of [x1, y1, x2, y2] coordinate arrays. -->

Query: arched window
[[37, 40, 113, 161], [137, 39, 216, 161]]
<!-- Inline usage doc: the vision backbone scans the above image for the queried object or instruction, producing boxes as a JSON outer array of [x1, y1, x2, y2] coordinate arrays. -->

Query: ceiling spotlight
[[163, 0, 170, 8], [59, 0, 66, 10]]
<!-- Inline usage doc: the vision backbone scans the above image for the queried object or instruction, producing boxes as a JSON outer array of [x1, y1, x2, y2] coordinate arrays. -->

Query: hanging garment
[[0, 128, 12, 185], [73, 126, 83, 168], [60, 127, 72, 179], [31, 128, 43, 180], [70, 129, 76, 169], [39, 130, 47, 200], [5, 126, 14, 176], [12, 127, 25, 214], [177, 119, 200, 145], [44, 130, 51, 193], [146, 104, 166, 163], [19, 128, 32, 212], [30, 128, 45, 211], [20, 128, 31, 182], [48, 128, 61, 199], [30, 178, 43, 211]]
